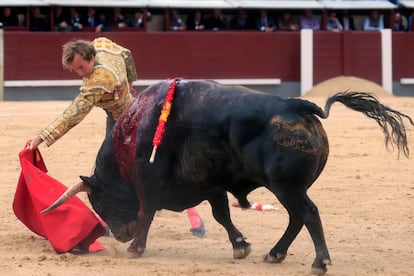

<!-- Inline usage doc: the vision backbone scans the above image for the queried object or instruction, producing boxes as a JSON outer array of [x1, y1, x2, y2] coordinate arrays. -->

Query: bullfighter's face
[[67, 53, 95, 78]]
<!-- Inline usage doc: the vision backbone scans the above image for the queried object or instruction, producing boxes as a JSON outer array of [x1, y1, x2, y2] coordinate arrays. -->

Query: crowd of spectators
[[0, 6, 152, 31], [165, 8, 413, 32], [0, 6, 413, 32]]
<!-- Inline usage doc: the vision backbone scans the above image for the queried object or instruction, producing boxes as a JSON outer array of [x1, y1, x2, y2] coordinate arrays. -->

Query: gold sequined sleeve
[[121, 49, 138, 83], [39, 88, 105, 146]]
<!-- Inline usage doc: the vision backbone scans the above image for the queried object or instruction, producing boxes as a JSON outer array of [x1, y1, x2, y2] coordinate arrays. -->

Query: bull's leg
[[265, 214, 303, 263], [208, 192, 251, 259], [127, 209, 156, 257], [266, 190, 331, 275]]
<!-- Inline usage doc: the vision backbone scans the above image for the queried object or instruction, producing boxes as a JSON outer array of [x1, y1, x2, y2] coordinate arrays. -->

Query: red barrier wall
[[392, 32, 414, 80], [4, 31, 300, 81], [4, 31, 414, 84], [313, 31, 382, 85]]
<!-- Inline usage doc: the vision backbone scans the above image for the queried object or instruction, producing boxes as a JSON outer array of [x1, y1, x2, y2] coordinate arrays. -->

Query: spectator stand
[[0, 1, 410, 33], [3, 0, 414, 99], [399, 0, 414, 31], [0, 0, 47, 31]]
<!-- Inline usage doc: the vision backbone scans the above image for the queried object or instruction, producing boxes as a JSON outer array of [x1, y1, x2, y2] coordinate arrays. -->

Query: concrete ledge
[[400, 78, 414, 85], [5, 80, 82, 87], [4, 78, 281, 88]]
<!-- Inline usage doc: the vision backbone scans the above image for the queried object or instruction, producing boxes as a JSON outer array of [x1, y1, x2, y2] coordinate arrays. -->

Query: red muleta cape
[[13, 148, 106, 253]]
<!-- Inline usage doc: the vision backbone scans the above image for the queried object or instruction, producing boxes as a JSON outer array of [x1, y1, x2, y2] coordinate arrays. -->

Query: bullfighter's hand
[[26, 136, 43, 150]]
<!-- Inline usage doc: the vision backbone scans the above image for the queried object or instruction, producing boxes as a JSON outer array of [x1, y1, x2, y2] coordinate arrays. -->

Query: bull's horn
[[40, 181, 90, 214]]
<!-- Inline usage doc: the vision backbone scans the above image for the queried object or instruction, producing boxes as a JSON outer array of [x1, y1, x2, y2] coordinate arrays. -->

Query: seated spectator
[[1, 7, 19, 26], [30, 7, 48, 32], [69, 7, 83, 32], [393, 11, 408, 32], [82, 7, 104, 32], [278, 12, 299, 31], [363, 10, 384, 31], [54, 6, 70, 32], [230, 9, 253, 30], [130, 9, 152, 28], [338, 10, 355, 31], [326, 11, 343, 32], [256, 9, 276, 32], [186, 10, 205, 31], [112, 7, 126, 29], [169, 9, 185, 31], [205, 9, 229, 31], [299, 9, 320, 30]]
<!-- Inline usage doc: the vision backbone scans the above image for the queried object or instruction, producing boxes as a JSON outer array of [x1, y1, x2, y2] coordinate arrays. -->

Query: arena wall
[[3, 30, 414, 99]]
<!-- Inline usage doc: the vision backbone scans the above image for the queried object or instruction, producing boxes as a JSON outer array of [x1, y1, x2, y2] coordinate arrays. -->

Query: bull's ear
[[80, 175, 92, 187], [80, 175, 98, 191]]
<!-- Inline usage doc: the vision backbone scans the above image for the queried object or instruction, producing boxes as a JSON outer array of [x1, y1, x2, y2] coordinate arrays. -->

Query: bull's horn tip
[[40, 207, 52, 214]]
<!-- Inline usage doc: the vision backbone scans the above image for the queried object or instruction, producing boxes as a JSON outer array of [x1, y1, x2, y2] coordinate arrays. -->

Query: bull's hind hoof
[[233, 244, 251, 259], [310, 258, 331, 275], [310, 266, 327, 276], [264, 252, 286, 263]]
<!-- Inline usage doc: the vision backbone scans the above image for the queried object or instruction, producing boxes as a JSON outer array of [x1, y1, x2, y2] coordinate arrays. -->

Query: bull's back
[[116, 79, 329, 191], [135, 79, 325, 127]]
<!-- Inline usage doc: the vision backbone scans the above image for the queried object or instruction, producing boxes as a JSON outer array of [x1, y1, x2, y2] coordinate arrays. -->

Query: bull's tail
[[322, 92, 414, 157]]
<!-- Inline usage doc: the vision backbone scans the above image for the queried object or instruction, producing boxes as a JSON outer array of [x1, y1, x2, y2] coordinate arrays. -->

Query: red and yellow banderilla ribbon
[[149, 78, 177, 163]]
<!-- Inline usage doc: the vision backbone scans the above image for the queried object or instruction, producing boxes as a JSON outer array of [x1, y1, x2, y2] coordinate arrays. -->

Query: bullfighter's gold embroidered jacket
[[39, 37, 137, 146]]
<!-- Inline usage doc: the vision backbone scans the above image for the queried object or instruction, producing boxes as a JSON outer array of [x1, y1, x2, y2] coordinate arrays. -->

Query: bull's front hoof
[[310, 258, 331, 275], [126, 251, 141, 259], [233, 244, 251, 259], [127, 246, 145, 258], [263, 252, 286, 263]]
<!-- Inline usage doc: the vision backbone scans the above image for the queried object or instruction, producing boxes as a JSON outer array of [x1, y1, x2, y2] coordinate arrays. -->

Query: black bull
[[43, 79, 413, 275]]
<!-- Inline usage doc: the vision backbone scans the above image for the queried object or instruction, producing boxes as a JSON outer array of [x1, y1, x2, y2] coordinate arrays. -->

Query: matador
[[32, 37, 138, 148]]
